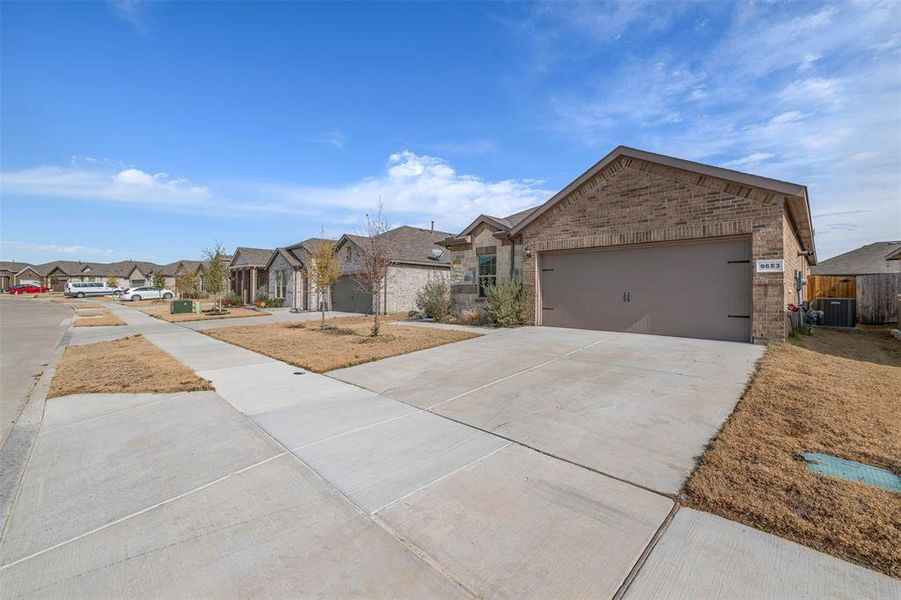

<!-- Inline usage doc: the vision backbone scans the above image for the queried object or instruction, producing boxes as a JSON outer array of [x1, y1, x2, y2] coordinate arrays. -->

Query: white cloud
[[308, 129, 347, 150], [722, 152, 775, 168], [0, 240, 153, 260], [779, 77, 845, 106], [1, 165, 210, 208], [0, 151, 552, 233], [107, 0, 153, 32]]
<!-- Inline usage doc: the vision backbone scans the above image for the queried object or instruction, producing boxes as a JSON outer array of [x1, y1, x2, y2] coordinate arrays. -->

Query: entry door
[[539, 238, 752, 342]]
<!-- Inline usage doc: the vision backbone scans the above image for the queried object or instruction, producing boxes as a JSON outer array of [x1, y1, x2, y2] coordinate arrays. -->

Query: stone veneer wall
[[517, 156, 800, 343], [446, 223, 516, 313], [382, 264, 450, 313]]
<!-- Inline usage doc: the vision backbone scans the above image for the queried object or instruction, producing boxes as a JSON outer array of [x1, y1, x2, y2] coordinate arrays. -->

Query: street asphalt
[[0, 298, 70, 445]]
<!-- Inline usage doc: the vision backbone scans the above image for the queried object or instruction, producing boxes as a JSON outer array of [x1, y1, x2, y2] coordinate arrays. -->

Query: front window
[[275, 271, 287, 298], [478, 253, 496, 297]]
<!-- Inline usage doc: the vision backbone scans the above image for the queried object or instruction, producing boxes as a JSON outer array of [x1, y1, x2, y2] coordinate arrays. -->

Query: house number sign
[[756, 259, 784, 273]]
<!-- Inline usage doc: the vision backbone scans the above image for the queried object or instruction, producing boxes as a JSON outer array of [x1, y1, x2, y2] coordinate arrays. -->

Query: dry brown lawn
[[49, 335, 212, 398], [682, 326, 901, 577], [135, 301, 269, 322], [74, 312, 126, 327], [206, 315, 479, 372]]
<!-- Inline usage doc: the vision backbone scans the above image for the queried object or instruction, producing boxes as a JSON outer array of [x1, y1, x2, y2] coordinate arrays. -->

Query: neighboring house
[[0, 262, 42, 289], [811, 241, 901, 275], [158, 259, 205, 292], [265, 238, 335, 310], [229, 247, 273, 304], [38, 260, 165, 290], [333, 226, 452, 314], [441, 145, 816, 343], [810, 241, 900, 324]]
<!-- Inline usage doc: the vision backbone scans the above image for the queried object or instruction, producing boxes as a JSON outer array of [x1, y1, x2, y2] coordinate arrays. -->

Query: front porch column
[[250, 268, 257, 304]]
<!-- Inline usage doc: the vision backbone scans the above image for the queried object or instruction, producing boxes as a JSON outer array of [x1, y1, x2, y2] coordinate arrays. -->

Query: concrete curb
[[0, 310, 74, 541]]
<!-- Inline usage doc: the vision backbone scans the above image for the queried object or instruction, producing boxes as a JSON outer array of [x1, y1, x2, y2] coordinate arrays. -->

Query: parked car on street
[[64, 281, 119, 298], [6, 283, 50, 294], [120, 286, 174, 301]]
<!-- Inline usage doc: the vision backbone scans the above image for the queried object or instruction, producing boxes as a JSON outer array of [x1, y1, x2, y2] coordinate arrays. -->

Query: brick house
[[265, 238, 335, 310], [440, 146, 816, 343], [333, 226, 452, 314], [229, 247, 273, 305]]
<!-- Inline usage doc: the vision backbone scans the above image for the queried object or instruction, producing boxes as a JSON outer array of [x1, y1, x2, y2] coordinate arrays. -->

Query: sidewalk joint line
[[372, 441, 513, 514], [0, 451, 287, 571], [425, 337, 610, 410]]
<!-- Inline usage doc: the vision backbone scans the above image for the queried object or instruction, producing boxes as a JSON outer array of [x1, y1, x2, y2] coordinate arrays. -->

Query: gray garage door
[[540, 238, 752, 342], [331, 275, 374, 314]]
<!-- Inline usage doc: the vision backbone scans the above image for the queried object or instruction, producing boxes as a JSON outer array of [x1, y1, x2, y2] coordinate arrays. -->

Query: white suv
[[65, 281, 118, 298], [120, 286, 174, 301]]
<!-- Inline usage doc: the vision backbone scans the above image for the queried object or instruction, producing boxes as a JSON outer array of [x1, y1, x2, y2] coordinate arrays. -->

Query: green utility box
[[170, 299, 194, 314]]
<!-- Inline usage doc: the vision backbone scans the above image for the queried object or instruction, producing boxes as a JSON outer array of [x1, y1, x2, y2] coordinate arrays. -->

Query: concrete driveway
[[331, 326, 764, 494], [3, 309, 897, 599]]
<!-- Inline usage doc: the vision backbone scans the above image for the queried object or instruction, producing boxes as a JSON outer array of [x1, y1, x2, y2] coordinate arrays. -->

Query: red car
[[6, 283, 50, 294]]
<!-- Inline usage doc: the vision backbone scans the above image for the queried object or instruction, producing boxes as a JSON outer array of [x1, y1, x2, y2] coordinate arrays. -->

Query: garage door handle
[[728, 315, 751, 319]]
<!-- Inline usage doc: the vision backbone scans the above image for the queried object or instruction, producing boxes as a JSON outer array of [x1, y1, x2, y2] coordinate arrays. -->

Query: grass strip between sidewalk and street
[[74, 312, 126, 327], [134, 301, 270, 322], [205, 315, 480, 372], [49, 335, 213, 398], [682, 327, 901, 577]]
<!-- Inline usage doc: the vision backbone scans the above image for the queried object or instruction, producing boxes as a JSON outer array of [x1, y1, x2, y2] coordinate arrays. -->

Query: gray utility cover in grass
[[380, 444, 673, 599], [295, 410, 509, 513], [624, 508, 900, 599], [0, 455, 466, 599], [0, 391, 283, 564], [333, 327, 762, 494]]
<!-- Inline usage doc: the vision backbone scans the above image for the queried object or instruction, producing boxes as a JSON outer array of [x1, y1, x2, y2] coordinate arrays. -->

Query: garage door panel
[[540, 238, 751, 342], [331, 275, 373, 314]]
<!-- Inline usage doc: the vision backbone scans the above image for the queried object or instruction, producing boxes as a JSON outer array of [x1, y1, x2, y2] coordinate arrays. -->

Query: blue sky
[[1, 1, 899, 264]]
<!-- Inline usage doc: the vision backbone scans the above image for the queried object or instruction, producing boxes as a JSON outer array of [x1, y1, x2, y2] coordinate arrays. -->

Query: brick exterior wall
[[514, 156, 806, 342], [782, 213, 810, 333]]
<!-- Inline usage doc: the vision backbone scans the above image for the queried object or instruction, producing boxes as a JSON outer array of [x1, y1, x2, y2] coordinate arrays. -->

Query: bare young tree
[[310, 226, 341, 329], [351, 203, 392, 336], [204, 242, 228, 313]]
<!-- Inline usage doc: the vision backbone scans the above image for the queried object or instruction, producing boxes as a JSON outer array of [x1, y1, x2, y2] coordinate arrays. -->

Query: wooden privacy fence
[[808, 275, 855, 301], [808, 273, 900, 324], [856, 273, 900, 324]]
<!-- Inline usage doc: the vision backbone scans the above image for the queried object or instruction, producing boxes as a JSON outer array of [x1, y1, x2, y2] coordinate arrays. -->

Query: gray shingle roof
[[491, 206, 540, 229], [30, 259, 201, 278], [340, 226, 453, 266], [811, 241, 901, 275], [231, 247, 274, 268], [0, 261, 33, 273]]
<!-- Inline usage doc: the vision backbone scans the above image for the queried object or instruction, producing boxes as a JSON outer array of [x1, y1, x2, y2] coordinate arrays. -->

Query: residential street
[[0, 301, 897, 598], [0, 299, 70, 445]]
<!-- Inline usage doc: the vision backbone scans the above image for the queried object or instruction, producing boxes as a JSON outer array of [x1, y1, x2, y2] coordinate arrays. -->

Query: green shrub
[[415, 279, 451, 321], [484, 279, 523, 327], [266, 297, 286, 308], [223, 294, 243, 307]]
